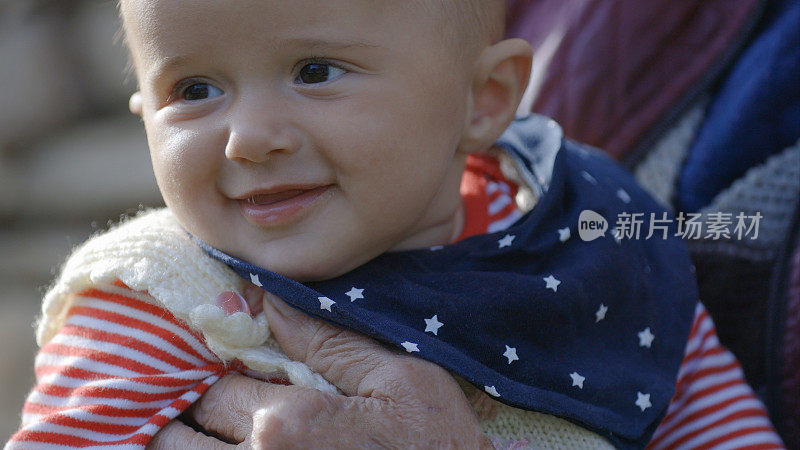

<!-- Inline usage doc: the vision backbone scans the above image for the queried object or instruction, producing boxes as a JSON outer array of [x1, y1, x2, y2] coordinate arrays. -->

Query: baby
[[8, 0, 783, 449]]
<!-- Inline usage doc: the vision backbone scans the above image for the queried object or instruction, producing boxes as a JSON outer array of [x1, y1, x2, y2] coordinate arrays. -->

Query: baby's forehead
[[414, 0, 505, 44], [119, 0, 503, 45]]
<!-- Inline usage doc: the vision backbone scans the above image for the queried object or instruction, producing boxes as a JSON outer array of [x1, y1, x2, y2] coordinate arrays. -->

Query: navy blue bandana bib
[[199, 116, 698, 449]]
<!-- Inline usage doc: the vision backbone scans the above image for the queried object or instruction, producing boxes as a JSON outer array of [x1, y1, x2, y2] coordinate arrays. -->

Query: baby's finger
[[146, 419, 234, 450], [241, 282, 265, 315], [261, 291, 395, 397]]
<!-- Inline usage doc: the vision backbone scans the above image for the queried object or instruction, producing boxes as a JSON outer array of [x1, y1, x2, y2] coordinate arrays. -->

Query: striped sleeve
[[648, 303, 785, 449], [7, 282, 226, 449]]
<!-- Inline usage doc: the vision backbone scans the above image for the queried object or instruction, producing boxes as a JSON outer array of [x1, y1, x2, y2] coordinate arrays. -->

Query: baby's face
[[122, 0, 476, 281]]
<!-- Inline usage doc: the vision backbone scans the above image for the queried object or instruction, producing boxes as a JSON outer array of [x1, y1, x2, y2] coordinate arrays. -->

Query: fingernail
[[215, 291, 250, 316]]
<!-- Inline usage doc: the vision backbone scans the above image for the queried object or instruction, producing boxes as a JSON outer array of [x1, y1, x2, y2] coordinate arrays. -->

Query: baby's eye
[[179, 82, 223, 101], [296, 63, 347, 84]]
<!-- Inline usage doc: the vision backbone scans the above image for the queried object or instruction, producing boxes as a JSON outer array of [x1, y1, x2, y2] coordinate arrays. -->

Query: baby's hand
[[214, 283, 264, 316]]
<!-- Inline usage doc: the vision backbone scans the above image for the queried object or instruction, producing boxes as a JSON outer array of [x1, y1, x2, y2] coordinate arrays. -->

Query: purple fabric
[[505, 0, 761, 160], [781, 237, 800, 449]]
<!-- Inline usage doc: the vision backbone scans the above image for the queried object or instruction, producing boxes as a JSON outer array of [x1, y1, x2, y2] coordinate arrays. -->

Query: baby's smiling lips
[[236, 185, 333, 226], [246, 189, 310, 205]]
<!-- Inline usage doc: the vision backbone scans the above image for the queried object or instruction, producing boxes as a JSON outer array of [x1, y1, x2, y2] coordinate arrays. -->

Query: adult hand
[[147, 289, 492, 449]]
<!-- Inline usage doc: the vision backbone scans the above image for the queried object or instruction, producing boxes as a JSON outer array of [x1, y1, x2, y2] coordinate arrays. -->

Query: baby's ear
[[459, 39, 532, 154], [129, 91, 143, 116]]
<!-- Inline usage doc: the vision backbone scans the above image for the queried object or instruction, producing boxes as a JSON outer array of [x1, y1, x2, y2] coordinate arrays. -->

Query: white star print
[[503, 346, 519, 364], [424, 315, 444, 335], [570, 372, 585, 389], [484, 386, 500, 397], [401, 341, 419, 353], [318, 296, 335, 312], [498, 234, 516, 248], [638, 327, 655, 348], [595, 304, 608, 323], [345, 287, 364, 302], [636, 392, 652, 412], [249, 273, 263, 287], [617, 188, 631, 204], [581, 171, 597, 185], [543, 275, 561, 292], [558, 227, 571, 242]]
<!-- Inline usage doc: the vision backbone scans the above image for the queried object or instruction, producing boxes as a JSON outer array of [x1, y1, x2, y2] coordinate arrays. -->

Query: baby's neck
[[389, 152, 469, 251], [390, 202, 465, 252]]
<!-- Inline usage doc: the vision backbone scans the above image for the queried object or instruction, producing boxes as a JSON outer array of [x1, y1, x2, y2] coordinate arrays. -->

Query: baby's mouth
[[246, 190, 310, 205], [237, 185, 333, 226]]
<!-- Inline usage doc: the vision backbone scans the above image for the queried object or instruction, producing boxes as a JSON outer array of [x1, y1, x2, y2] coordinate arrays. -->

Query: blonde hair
[[440, 0, 506, 43]]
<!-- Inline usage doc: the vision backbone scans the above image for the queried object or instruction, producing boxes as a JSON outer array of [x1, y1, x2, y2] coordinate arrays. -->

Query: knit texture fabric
[[691, 140, 800, 261], [634, 100, 708, 210], [458, 382, 614, 449], [484, 407, 614, 449], [36, 208, 336, 393]]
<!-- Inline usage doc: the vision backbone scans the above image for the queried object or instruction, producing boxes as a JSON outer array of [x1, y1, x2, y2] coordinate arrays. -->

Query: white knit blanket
[[37, 208, 336, 392]]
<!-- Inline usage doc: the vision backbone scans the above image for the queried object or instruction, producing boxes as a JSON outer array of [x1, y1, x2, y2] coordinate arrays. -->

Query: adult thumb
[[261, 291, 391, 397]]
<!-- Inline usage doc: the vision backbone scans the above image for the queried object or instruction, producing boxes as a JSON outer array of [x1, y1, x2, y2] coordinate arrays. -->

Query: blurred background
[[0, 0, 162, 440]]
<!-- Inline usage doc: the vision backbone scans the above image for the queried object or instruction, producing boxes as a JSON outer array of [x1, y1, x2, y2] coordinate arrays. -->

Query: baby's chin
[[242, 249, 375, 283], [236, 232, 452, 283]]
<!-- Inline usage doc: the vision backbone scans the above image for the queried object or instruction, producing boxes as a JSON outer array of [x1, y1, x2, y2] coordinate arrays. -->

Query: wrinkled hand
[[148, 288, 491, 449]]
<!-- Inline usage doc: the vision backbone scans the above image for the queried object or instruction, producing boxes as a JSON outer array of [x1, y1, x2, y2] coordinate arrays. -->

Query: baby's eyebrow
[[146, 55, 193, 85], [145, 39, 380, 85], [287, 38, 381, 52]]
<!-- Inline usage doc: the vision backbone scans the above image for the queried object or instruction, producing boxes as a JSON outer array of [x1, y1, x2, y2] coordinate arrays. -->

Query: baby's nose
[[224, 109, 301, 163]]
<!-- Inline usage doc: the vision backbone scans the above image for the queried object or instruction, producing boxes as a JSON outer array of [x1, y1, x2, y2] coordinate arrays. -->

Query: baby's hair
[[409, 0, 506, 60], [114, 1, 136, 87], [431, 0, 507, 44]]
